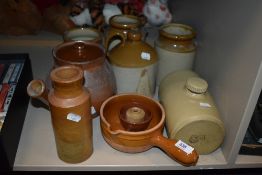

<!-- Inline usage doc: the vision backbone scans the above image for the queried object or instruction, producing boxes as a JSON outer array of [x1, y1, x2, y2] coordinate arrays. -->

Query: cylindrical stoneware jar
[[27, 66, 93, 163], [155, 23, 196, 85], [105, 14, 141, 51], [108, 30, 158, 97], [63, 27, 103, 44], [53, 40, 116, 115], [159, 70, 225, 154]]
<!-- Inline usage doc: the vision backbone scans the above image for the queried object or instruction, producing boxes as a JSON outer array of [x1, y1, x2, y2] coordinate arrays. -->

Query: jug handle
[[150, 133, 199, 166], [105, 31, 126, 54]]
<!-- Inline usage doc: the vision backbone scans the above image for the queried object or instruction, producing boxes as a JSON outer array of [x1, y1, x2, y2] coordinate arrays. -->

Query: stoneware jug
[[155, 23, 196, 85], [27, 66, 93, 163], [105, 14, 141, 51], [107, 30, 158, 97], [159, 70, 225, 154], [52, 40, 116, 115]]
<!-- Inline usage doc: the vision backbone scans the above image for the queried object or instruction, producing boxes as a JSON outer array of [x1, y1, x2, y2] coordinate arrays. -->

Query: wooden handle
[[150, 133, 199, 166]]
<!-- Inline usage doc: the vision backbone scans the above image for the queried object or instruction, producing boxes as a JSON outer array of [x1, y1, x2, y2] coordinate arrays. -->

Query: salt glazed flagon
[[27, 66, 93, 163], [107, 30, 158, 97]]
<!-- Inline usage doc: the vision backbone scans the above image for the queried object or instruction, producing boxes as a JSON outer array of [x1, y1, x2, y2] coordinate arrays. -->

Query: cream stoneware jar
[[159, 70, 225, 154], [155, 23, 196, 85]]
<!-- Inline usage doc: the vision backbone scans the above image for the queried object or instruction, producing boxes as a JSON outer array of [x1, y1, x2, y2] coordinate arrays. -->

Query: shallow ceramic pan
[[100, 93, 198, 166]]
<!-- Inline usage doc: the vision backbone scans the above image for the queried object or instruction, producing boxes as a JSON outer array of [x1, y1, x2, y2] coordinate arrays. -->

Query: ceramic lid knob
[[126, 106, 145, 123], [127, 30, 142, 41], [186, 77, 208, 94]]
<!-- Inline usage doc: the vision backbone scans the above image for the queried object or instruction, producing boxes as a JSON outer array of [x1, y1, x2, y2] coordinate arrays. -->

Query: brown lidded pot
[[100, 93, 199, 166], [53, 40, 116, 115]]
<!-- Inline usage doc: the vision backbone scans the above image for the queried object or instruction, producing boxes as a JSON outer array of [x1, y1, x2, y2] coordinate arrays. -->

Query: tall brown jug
[[27, 66, 93, 163]]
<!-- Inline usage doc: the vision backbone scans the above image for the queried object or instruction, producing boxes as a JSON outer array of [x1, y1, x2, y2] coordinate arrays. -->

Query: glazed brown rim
[[100, 93, 165, 136], [63, 27, 102, 42], [53, 40, 105, 66], [159, 23, 196, 41], [109, 15, 141, 29]]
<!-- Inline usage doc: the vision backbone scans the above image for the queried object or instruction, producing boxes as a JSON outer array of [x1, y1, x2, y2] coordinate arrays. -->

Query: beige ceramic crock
[[159, 70, 225, 154], [155, 23, 196, 85]]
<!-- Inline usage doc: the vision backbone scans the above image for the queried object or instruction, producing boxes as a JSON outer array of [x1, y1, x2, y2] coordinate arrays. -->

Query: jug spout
[[27, 80, 49, 106]]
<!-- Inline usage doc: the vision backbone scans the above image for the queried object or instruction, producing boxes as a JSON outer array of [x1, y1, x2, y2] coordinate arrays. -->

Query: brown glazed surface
[[108, 30, 158, 67], [100, 94, 199, 166], [34, 66, 93, 163], [156, 23, 196, 53], [53, 41, 116, 114]]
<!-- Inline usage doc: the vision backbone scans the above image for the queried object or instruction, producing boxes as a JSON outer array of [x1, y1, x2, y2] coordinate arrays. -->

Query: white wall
[[169, 0, 262, 163]]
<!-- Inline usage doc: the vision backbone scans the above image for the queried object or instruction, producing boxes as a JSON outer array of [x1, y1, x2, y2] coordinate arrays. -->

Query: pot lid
[[186, 77, 208, 94], [53, 41, 104, 63]]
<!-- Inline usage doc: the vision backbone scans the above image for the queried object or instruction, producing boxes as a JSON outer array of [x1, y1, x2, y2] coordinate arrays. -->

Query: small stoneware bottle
[[159, 70, 225, 154], [155, 23, 196, 85], [27, 66, 93, 163], [107, 30, 158, 97], [105, 14, 141, 51]]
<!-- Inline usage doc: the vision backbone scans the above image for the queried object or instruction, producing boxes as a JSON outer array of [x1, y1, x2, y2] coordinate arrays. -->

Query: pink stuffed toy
[[143, 0, 172, 26]]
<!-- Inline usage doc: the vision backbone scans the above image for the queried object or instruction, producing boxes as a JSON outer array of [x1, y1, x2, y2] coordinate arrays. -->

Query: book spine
[[9, 63, 22, 83], [3, 64, 15, 83], [0, 84, 10, 113]]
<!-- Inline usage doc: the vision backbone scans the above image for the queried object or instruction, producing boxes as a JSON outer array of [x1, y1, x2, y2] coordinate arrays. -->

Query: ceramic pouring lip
[[100, 93, 165, 135]]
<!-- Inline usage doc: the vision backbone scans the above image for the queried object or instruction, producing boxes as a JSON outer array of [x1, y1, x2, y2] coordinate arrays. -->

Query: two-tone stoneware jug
[[107, 30, 158, 97]]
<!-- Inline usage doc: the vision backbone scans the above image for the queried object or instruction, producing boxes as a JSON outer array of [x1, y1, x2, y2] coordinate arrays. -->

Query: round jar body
[[48, 66, 93, 163], [112, 64, 157, 97], [155, 23, 196, 85], [53, 41, 116, 115], [159, 70, 225, 154]]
